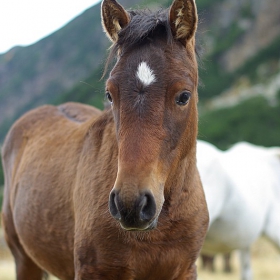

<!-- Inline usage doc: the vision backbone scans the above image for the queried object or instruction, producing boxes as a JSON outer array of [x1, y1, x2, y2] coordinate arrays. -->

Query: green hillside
[[199, 34, 280, 101], [199, 91, 280, 150]]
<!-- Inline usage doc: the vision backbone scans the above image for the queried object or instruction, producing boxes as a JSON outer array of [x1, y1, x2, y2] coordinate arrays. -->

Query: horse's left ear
[[169, 0, 198, 45], [101, 0, 130, 42]]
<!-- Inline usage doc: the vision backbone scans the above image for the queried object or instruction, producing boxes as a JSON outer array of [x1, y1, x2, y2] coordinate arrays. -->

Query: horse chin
[[120, 218, 158, 232]]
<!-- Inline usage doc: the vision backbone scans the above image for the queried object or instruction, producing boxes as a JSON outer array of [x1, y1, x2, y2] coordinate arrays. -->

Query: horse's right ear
[[101, 0, 130, 43], [169, 0, 198, 45]]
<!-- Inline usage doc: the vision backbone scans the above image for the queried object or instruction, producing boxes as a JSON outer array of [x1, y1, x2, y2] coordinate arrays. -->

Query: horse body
[[197, 140, 280, 280], [2, 1, 209, 279]]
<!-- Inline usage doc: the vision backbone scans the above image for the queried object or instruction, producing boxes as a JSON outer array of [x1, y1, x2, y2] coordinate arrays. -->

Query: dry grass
[[1, 226, 279, 280], [197, 239, 280, 280]]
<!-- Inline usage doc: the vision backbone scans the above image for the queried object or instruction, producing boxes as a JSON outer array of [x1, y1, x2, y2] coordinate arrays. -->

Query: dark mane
[[104, 9, 172, 76], [103, 8, 202, 77], [118, 9, 173, 51]]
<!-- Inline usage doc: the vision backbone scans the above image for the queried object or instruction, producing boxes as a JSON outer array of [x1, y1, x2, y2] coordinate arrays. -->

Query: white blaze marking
[[136, 62, 156, 86]]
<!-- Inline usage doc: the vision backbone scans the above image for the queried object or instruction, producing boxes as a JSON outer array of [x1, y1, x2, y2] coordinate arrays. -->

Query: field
[[1, 226, 279, 280]]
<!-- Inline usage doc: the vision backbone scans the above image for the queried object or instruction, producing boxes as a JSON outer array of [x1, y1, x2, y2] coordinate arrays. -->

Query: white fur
[[197, 140, 280, 280], [136, 62, 156, 86]]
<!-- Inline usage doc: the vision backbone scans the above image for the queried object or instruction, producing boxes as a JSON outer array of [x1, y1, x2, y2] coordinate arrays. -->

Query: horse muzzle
[[109, 189, 158, 231]]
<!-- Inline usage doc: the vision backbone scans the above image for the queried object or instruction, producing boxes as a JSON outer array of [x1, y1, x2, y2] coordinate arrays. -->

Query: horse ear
[[101, 0, 130, 42], [169, 0, 198, 44]]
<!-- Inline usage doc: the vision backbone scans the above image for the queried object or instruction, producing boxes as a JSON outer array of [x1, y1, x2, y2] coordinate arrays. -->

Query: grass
[[0, 226, 279, 280]]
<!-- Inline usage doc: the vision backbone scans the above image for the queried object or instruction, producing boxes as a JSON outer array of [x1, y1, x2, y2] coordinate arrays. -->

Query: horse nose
[[109, 190, 121, 220], [109, 190, 157, 230], [138, 192, 156, 221]]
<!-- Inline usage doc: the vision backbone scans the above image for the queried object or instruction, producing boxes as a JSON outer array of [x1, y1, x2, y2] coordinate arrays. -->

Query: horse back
[[2, 101, 100, 187]]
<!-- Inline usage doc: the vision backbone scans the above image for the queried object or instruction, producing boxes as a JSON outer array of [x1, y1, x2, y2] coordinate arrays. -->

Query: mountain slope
[[0, 0, 143, 141]]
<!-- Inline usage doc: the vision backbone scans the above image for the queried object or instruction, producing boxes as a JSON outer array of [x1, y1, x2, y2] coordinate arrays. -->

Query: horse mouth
[[119, 218, 158, 232]]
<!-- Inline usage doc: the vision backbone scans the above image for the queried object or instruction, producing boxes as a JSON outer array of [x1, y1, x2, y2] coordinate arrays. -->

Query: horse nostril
[[109, 189, 157, 229], [139, 192, 156, 222], [109, 190, 121, 220]]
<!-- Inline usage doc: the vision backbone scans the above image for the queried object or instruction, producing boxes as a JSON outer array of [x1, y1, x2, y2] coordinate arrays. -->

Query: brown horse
[[1, 0, 209, 279]]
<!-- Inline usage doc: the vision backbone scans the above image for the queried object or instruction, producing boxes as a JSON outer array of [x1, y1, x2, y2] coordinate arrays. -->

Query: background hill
[[0, 0, 280, 189]]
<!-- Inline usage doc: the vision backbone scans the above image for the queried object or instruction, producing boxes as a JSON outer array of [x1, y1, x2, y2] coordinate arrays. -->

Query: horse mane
[[103, 9, 172, 76], [103, 8, 201, 77], [119, 9, 173, 50]]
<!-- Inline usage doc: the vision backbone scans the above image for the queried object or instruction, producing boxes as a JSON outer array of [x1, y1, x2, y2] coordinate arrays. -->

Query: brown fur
[[1, 0, 209, 279]]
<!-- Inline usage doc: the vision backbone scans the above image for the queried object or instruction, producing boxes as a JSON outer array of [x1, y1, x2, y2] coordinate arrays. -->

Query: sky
[[0, 0, 101, 54]]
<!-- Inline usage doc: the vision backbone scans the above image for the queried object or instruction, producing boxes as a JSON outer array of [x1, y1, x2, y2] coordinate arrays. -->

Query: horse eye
[[176, 91, 191, 106], [106, 91, 113, 103]]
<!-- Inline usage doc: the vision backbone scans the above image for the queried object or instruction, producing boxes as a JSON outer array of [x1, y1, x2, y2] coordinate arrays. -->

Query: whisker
[[79, 81, 95, 88]]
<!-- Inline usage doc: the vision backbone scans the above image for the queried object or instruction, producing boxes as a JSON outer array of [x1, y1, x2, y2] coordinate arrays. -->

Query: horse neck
[[163, 144, 199, 218], [85, 109, 117, 165], [164, 104, 199, 207]]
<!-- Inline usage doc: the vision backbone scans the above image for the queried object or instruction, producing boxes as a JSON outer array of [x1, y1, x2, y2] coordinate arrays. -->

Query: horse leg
[[201, 254, 215, 272], [239, 248, 253, 280], [263, 203, 280, 251], [2, 207, 44, 280], [223, 252, 232, 273]]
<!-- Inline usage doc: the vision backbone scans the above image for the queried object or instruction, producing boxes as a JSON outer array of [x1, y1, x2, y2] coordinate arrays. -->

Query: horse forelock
[[119, 9, 173, 50], [104, 8, 200, 77]]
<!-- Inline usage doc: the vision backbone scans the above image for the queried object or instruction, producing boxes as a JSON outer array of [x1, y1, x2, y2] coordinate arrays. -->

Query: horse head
[[102, 0, 199, 231]]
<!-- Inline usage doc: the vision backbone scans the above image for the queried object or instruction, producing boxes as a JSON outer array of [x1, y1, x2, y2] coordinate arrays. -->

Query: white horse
[[197, 140, 280, 280]]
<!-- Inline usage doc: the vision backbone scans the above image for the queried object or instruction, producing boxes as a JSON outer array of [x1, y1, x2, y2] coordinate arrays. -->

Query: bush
[[199, 96, 280, 150]]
